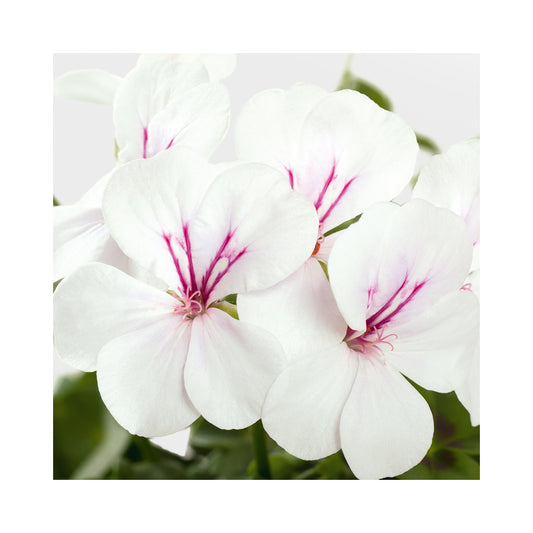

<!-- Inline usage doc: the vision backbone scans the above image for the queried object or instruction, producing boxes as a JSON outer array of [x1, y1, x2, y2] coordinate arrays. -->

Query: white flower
[[236, 83, 419, 351], [240, 200, 479, 479], [411, 138, 480, 425], [54, 55, 231, 281], [53, 148, 318, 436], [412, 138, 480, 271], [235, 83, 418, 259], [54, 53, 236, 105]]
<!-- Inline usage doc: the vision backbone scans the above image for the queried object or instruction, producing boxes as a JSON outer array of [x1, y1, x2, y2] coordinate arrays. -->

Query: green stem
[[251, 420, 271, 479]]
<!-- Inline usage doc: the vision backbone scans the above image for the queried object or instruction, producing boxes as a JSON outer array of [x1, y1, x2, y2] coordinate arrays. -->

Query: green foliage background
[[54, 372, 479, 480]]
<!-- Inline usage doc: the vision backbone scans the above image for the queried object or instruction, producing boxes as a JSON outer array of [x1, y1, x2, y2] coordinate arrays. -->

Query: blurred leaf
[[53, 195, 60, 206], [54, 372, 131, 479], [397, 449, 480, 480], [416, 132, 440, 154], [298, 451, 356, 480], [187, 417, 255, 479], [248, 453, 308, 479], [53, 279, 62, 292], [336, 70, 393, 111]]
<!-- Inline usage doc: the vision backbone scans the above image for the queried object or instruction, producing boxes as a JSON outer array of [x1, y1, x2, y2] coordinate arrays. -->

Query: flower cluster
[[53, 54, 480, 479]]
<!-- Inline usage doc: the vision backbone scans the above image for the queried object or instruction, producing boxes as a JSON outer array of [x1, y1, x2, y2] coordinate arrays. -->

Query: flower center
[[170, 287, 206, 320], [344, 325, 397, 363]]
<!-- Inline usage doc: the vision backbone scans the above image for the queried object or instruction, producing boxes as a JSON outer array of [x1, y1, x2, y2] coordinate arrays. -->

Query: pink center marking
[[345, 325, 398, 363]]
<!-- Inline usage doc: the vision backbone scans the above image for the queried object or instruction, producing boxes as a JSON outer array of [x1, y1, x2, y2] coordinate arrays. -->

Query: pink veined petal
[[388, 290, 480, 393], [102, 148, 220, 290], [293, 89, 418, 233], [188, 162, 318, 302], [53, 262, 177, 371], [54, 69, 122, 105], [97, 316, 199, 437], [262, 342, 357, 460], [104, 151, 318, 305], [235, 84, 329, 177], [328, 199, 473, 333], [340, 356, 434, 479], [184, 308, 287, 430], [237, 258, 346, 361], [144, 82, 230, 159], [113, 58, 210, 161], [53, 205, 129, 281]]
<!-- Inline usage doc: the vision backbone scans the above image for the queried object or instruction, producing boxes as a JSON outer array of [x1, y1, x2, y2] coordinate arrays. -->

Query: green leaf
[[323, 214, 361, 237], [336, 70, 393, 111], [53, 195, 60, 206], [416, 132, 440, 154], [248, 453, 309, 480], [397, 449, 480, 480], [298, 451, 356, 480], [54, 372, 131, 479]]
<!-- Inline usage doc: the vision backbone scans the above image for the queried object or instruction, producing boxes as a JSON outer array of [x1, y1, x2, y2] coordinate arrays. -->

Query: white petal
[[138, 53, 237, 81], [53, 205, 128, 281], [235, 84, 329, 176], [144, 82, 230, 159], [113, 58, 213, 161], [294, 90, 418, 232], [97, 316, 199, 437], [413, 138, 480, 250], [329, 199, 473, 332], [54, 69, 122, 105], [340, 357, 434, 479], [54, 263, 176, 371], [454, 340, 480, 426], [262, 343, 357, 460], [238, 258, 346, 361], [389, 290, 480, 393], [102, 148, 220, 289], [189, 162, 318, 301], [184, 308, 287, 429]]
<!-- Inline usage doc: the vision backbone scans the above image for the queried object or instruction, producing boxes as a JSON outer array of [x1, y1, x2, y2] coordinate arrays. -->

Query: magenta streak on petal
[[366, 276, 409, 327], [287, 168, 295, 189], [162, 232, 187, 290], [319, 176, 357, 225], [199, 229, 235, 296], [142, 127, 148, 159], [204, 247, 247, 303], [314, 165, 336, 211], [371, 280, 427, 331], [183, 224, 199, 294]]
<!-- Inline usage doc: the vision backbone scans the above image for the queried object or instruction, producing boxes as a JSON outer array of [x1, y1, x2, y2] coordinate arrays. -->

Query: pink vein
[[319, 176, 357, 225], [314, 165, 337, 211], [163, 233, 187, 290], [182, 224, 198, 294], [200, 230, 235, 295], [142, 126, 148, 159], [371, 280, 427, 331], [204, 247, 247, 302]]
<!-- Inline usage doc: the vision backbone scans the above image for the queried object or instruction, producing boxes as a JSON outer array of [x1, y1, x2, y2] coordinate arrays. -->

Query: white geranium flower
[[412, 138, 480, 271], [54, 148, 318, 436], [235, 83, 418, 258], [411, 138, 480, 425], [236, 83, 419, 351], [54, 55, 231, 281], [241, 200, 479, 479]]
